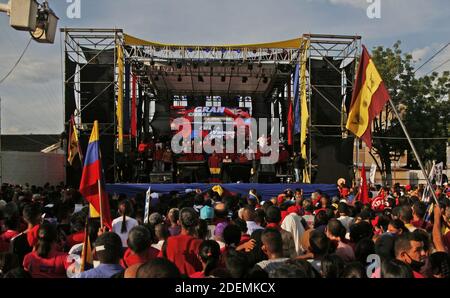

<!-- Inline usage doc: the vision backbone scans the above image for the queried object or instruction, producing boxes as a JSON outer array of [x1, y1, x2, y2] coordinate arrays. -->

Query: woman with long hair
[[190, 240, 220, 278], [22, 223, 69, 278], [112, 199, 139, 248]]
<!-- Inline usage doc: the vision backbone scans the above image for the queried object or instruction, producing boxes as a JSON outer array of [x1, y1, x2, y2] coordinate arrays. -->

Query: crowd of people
[[0, 180, 450, 278]]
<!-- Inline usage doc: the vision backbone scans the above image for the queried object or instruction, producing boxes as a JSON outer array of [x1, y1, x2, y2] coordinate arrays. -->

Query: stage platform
[[105, 183, 339, 200]]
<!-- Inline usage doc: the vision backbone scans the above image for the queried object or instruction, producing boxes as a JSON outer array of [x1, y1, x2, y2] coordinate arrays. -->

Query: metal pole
[[388, 99, 439, 205], [355, 138, 359, 187], [98, 179, 104, 229]]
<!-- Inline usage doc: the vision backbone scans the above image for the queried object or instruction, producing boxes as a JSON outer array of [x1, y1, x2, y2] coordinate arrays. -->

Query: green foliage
[[369, 41, 449, 183]]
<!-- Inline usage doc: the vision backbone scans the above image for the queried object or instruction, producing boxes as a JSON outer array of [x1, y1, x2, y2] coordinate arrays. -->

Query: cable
[[311, 133, 448, 140], [0, 37, 33, 85], [413, 42, 450, 74], [425, 57, 450, 76]]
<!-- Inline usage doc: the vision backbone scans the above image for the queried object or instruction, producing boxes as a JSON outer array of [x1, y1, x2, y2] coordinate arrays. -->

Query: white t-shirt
[[112, 216, 139, 247]]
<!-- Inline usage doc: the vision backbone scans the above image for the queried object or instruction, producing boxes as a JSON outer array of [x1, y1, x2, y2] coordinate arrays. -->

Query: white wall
[[1, 151, 65, 186]]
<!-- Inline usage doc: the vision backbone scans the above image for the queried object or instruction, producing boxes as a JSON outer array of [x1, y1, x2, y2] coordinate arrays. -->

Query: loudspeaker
[[150, 172, 173, 183]]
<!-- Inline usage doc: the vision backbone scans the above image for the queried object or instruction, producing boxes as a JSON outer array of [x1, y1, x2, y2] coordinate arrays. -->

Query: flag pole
[[387, 99, 439, 205], [98, 179, 104, 229]]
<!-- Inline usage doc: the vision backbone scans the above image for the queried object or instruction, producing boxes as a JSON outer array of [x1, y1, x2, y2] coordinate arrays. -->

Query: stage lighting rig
[[0, 0, 59, 43]]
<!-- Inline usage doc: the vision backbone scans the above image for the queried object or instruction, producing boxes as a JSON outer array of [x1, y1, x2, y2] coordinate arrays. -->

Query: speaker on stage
[[149, 172, 173, 183]]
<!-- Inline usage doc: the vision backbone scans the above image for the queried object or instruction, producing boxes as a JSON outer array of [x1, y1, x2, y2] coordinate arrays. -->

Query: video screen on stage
[[170, 106, 252, 141]]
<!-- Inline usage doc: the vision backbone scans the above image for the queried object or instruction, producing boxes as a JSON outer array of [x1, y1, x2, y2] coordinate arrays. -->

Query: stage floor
[[105, 183, 339, 200]]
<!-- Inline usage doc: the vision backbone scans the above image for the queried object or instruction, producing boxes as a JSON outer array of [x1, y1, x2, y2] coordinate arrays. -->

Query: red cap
[[405, 185, 411, 192]]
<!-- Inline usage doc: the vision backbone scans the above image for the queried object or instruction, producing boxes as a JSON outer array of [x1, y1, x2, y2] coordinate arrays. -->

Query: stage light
[[221, 75, 226, 82], [242, 76, 248, 83], [178, 75, 182, 82], [198, 75, 204, 82], [262, 76, 268, 84], [176, 61, 182, 69]]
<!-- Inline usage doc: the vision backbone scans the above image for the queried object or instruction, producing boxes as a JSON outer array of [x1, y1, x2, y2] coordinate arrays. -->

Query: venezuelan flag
[[79, 121, 112, 229], [346, 45, 390, 149]]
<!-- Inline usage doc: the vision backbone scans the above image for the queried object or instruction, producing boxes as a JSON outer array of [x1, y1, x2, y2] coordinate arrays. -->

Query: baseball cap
[[200, 205, 214, 220]]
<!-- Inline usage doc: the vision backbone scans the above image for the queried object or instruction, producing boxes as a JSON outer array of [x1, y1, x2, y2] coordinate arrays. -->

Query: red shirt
[[23, 250, 69, 278], [411, 219, 424, 229], [279, 150, 289, 162], [27, 225, 40, 247], [0, 230, 19, 252], [160, 234, 202, 276], [208, 155, 221, 168], [189, 271, 205, 278], [138, 143, 150, 153], [120, 247, 159, 268], [154, 149, 164, 160], [66, 231, 85, 248], [239, 234, 251, 246]]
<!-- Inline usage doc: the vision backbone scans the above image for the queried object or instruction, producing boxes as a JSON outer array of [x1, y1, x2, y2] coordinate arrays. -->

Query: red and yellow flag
[[67, 116, 82, 165], [346, 45, 390, 149]]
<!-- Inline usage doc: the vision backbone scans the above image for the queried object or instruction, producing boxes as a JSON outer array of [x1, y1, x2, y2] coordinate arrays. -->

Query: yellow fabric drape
[[116, 45, 124, 153], [67, 119, 80, 165], [123, 33, 302, 49], [299, 40, 311, 183]]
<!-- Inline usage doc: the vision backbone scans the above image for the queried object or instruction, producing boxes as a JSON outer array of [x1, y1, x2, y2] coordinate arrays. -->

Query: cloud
[[328, 0, 368, 9], [1, 0, 449, 134], [411, 43, 450, 76]]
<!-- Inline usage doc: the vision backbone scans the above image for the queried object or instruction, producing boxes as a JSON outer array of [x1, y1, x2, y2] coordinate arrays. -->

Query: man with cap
[[74, 232, 124, 278], [200, 204, 215, 240]]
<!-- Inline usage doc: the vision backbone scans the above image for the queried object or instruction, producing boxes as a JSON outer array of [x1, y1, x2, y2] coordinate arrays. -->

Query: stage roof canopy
[[124, 33, 304, 96]]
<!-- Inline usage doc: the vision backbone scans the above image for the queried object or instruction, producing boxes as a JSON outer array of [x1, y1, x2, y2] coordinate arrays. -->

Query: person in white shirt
[[337, 202, 354, 233], [242, 206, 263, 236], [112, 199, 138, 248]]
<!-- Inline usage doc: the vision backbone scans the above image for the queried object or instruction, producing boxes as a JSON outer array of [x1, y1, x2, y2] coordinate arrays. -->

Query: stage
[[105, 183, 339, 200]]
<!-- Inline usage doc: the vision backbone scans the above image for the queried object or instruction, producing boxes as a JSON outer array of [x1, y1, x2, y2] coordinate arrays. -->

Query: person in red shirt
[[411, 201, 426, 229], [0, 205, 20, 252], [277, 145, 289, 175], [23, 223, 70, 278], [159, 207, 202, 276], [189, 240, 220, 278], [120, 226, 158, 268], [394, 232, 427, 278], [66, 214, 86, 248], [153, 145, 164, 171], [208, 152, 221, 183]]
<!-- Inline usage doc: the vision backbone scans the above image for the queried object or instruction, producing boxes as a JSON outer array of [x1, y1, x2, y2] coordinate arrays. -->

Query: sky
[[0, 0, 449, 134]]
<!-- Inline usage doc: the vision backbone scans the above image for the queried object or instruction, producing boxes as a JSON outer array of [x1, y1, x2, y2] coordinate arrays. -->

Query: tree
[[369, 41, 449, 186]]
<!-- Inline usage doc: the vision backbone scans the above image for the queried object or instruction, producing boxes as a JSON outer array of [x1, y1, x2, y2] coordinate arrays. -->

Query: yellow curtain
[[116, 45, 124, 153], [123, 33, 302, 49], [300, 40, 311, 183]]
